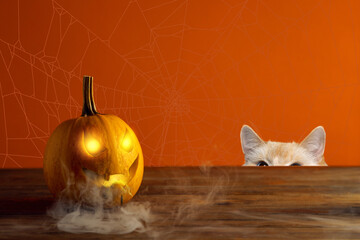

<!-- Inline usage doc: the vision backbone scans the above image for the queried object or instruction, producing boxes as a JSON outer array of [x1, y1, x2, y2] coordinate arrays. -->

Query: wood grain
[[1, 167, 360, 239]]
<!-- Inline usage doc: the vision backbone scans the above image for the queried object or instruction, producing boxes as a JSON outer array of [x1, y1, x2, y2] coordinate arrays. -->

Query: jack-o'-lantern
[[43, 76, 144, 206]]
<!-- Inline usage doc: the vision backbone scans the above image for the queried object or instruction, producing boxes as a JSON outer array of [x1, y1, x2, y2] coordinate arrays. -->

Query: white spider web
[[0, 0, 359, 167]]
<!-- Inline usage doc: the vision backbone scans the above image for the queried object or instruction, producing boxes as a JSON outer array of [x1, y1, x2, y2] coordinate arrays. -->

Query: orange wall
[[0, 0, 360, 167]]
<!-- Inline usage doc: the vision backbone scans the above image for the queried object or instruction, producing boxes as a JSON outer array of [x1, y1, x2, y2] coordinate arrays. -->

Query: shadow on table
[[0, 197, 54, 215]]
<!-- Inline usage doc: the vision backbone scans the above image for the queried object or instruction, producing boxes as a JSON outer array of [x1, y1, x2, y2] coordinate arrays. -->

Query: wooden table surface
[[1, 167, 360, 239]]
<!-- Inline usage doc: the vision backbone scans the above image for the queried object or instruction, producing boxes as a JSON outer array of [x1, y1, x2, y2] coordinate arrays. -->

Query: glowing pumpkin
[[43, 76, 144, 206]]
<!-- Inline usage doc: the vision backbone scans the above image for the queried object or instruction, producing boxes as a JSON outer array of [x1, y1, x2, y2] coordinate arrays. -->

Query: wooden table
[[1, 167, 360, 239]]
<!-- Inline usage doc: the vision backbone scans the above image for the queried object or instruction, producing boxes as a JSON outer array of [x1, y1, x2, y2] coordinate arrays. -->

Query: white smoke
[[46, 165, 228, 238], [48, 200, 152, 234], [47, 167, 154, 235]]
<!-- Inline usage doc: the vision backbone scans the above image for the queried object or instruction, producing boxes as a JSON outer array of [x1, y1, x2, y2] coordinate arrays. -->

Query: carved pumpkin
[[43, 76, 144, 206]]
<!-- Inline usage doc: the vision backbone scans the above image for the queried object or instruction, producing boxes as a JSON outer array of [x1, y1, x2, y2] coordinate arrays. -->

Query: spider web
[[0, 0, 359, 167]]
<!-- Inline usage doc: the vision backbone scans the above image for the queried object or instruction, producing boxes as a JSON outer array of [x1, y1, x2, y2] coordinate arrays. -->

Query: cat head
[[240, 125, 327, 166]]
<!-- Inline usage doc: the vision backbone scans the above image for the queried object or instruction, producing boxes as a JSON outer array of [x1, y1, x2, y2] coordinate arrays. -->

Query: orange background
[[0, 0, 360, 167]]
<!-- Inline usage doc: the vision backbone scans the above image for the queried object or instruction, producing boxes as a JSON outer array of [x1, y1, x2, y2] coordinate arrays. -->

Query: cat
[[240, 125, 327, 166]]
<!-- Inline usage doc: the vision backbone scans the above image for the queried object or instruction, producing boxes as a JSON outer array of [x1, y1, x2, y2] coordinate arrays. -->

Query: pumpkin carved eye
[[121, 131, 133, 152], [84, 133, 105, 156]]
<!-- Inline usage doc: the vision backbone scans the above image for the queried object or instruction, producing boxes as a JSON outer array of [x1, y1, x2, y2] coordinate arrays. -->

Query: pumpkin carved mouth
[[82, 155, 139, 188], [82, 168, 128, 187], [128, 155, 139, 182]]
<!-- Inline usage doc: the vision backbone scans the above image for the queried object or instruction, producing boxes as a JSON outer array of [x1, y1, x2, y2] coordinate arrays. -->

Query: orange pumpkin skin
[[43, 76, 143, 206]]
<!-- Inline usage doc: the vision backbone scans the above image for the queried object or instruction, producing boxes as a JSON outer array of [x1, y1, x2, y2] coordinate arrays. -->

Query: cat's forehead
[[265, 141, 300, 159], [261, 141, 313, 165]]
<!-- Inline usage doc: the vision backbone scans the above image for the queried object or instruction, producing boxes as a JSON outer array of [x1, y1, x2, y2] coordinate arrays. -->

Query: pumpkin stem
[[89, 77, 98, 114], [81, 76, 98, 116]]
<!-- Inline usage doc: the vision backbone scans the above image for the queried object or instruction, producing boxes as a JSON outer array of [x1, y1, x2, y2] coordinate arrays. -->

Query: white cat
[[240, 125, 327, 166]]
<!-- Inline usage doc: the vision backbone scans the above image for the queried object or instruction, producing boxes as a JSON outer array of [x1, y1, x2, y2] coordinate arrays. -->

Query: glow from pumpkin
[[121, 134, 133, 152], [85, 137, 102, 155], [102, 174, 128, 187]]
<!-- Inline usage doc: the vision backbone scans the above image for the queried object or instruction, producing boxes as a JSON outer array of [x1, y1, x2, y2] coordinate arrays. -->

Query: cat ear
[[240, 125, 265, 155], [300, 126, 326, 158]]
